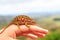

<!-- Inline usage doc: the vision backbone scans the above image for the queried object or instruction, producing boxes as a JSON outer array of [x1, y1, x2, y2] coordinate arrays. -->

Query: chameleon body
[[0, 15, 36, 34]]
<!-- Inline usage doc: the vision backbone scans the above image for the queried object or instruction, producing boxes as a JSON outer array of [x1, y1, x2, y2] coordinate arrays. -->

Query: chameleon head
[[11, 15, 36, 25]]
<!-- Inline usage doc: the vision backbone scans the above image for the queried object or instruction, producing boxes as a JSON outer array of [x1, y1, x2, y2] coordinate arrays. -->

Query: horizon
[[0, 11, 60, 16]]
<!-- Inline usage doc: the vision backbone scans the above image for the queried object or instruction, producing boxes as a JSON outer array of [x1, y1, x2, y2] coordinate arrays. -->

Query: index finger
[[29, 25, 48, 34]]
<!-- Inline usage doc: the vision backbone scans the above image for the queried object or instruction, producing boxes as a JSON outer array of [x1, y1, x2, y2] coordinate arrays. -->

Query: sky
[[0, 0, 60, 15]]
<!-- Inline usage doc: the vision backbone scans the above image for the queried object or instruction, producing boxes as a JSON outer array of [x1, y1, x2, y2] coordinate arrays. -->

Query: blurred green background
[[0, 0, 60, 40], [0, 14, 60, 40]]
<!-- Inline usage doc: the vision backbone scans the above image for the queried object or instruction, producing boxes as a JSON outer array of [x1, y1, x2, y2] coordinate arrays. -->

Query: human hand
[[0, 25, 48, 40], [17, 25, 48, 39]]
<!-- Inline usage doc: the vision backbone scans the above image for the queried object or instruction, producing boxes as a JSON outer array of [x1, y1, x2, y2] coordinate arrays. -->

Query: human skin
[[0, 24, 48, 40]]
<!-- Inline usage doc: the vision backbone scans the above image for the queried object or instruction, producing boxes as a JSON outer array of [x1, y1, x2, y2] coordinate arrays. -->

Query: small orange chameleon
[[0, 15, 36, 34]]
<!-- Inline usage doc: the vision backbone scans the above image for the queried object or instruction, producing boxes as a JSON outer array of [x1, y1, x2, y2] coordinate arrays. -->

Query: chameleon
[[0, 15, 36, 34]]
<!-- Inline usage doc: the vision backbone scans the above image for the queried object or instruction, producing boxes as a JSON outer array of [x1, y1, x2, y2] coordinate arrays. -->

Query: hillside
[[0, 14, 60, 29]]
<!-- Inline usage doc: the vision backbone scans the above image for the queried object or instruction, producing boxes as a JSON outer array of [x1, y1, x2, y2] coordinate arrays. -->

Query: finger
[[27, 33, 38, 39], [20, 25, 29, 32], [30, 25, 48, 34], [22, 33, 38, 39], [32, 31, 45, 38]]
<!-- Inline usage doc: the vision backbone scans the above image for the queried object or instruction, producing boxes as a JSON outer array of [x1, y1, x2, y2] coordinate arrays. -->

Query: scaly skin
[[0, 15, 36, 34]]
